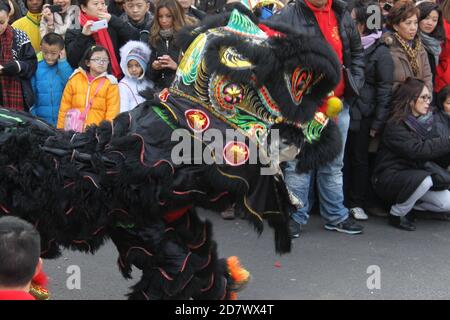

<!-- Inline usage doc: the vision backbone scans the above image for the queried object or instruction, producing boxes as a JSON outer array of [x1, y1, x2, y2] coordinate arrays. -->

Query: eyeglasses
[[90, 58, 109, 65], [418, 94, 432, 102]]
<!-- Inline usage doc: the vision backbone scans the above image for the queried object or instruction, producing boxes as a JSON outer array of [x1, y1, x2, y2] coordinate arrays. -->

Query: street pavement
[[44, 209, 450, 300]]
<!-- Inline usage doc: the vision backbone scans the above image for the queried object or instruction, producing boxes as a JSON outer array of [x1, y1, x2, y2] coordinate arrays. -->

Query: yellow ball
[[326, 96, 343, 118]]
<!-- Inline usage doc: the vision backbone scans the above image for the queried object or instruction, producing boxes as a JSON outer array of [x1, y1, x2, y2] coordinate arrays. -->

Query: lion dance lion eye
[[223, 83, 244, 105], [291, 66, 313, 104]]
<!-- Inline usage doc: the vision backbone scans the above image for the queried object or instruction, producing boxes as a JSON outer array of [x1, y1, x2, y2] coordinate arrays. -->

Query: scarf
[[404, 111, 433, 139], [420, 31, 442, 66], [124, 12, 152, 31], [79, 11, 122, 79], [393, 32, 422, 77], [0, 26, 24, 111], [159, 28, 174, 40], [361, 31, 382, 50]]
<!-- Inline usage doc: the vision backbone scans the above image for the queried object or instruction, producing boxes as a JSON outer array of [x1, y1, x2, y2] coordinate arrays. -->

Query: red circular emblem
[[185, 109, 210, 133], [223, 141, 249, 166]]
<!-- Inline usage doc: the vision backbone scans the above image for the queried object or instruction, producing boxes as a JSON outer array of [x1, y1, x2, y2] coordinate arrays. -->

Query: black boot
[[389, 215, 416, 231]]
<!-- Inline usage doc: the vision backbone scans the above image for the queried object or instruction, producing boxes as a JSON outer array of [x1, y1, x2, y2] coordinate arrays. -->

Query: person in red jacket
[[435, 0, 450, 92], [0, 216, 44, 300]]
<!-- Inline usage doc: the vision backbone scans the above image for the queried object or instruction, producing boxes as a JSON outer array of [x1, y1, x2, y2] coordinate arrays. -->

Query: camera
[[90, 19, 108, 32], [383, 2, 393, 11], [48, 4, 62, 13]]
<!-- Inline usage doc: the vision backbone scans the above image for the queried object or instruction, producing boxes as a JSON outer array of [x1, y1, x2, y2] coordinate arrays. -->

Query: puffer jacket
[[118, 41, 154, 113], [30, 58, 73, 126], [57, 68, 120, 129], [350, 37, 393, 132]]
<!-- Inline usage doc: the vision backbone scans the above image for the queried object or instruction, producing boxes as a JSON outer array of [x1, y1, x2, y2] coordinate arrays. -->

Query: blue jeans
[[284, 104, 350, 225]]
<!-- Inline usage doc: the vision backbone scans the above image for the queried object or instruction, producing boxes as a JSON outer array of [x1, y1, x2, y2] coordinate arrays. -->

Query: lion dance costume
[[0, 2, 343, 300]]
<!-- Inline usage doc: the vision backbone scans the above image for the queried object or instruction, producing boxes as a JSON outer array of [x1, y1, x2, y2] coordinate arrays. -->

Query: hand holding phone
[[90, 19, 108, 32]]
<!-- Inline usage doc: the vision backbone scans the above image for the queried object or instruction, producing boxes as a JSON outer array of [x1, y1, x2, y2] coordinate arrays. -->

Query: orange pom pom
[[227, 256, 250, 291]]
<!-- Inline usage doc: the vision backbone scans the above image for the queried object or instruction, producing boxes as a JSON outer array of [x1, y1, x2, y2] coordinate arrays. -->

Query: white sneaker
[[350, 207, 369, 221]]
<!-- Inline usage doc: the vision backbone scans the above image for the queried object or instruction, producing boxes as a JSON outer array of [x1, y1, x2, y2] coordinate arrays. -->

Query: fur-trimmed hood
[[381, 31, 396, 47], [119, 41, 152, 80]]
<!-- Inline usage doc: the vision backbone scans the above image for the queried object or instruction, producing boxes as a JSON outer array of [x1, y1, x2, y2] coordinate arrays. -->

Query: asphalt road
[[44, 209, 450, 300]]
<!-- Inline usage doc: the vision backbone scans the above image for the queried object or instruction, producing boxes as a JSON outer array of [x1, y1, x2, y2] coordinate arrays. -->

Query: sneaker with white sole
[[350, 207, 369, 220], [324, 217, 364, 234]]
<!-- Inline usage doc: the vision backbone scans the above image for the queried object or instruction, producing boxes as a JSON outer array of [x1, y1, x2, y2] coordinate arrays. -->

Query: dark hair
[[0, 0, 11, 14], [0, 216, 41, 287], [389, 77, 427, 122], [417, 1, 444, 40], [79, 45, 112, 74], [387, 0, 419, 31], [442, 0, 450, 23], [150, 0, 187, 46], [41, 32, 65, 48], [437, 84, 450, 110], [352, 0, 380, 35], [78, 0, 91, 8]]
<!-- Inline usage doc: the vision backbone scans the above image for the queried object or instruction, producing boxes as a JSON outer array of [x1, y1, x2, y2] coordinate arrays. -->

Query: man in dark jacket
[[271, 0, 365, 237], [121, 0, 153, 43]]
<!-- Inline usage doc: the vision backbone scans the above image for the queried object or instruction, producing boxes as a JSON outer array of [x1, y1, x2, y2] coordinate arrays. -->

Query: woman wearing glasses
[[57, 45, 119, 129], [373, 78, 450, 231], [382, 0, 433, 91]]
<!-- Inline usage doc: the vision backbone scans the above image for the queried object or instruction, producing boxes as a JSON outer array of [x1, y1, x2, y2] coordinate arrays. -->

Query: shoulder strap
[[120, 81, 139, 105], [82, 77, 107, 118]]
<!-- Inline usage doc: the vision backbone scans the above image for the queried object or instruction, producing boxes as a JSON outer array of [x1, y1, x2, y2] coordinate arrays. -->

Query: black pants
[[344, 117, 372, 208]]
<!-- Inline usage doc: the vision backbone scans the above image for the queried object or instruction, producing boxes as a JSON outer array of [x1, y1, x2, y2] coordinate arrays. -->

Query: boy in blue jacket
[[31, 33, 73, 127]]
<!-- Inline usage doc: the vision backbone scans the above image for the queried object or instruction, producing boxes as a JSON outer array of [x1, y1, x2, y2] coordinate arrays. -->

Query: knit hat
[[126, 47, 149, 79]]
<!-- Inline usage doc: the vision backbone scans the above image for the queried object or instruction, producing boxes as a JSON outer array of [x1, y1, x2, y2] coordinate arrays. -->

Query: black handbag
[[423, 161, 450, 191]]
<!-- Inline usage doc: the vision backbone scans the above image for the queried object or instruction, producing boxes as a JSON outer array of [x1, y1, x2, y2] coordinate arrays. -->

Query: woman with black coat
[[345, 0, 393, 221], [373, 78, 450, 231], [148, 0, 191, 91], [65, 0, 139, 79]]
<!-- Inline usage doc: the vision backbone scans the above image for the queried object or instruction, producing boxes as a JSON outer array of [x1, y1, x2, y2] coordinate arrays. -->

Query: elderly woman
[[383, 0, 433, 91], [373, 78, 450, 231], [0, 1, 37, 111]]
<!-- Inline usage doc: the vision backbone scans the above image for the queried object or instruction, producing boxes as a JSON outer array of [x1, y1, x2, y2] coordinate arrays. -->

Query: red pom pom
[[32, 270, 48, 287]]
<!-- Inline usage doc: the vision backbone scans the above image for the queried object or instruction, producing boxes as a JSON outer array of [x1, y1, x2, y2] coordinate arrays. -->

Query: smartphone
[[383, 2, 393, 11], [48, 4, 62, 13], [90, 19, 108, 32]]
